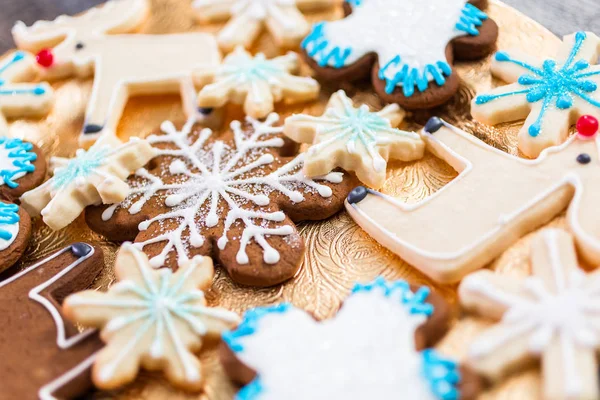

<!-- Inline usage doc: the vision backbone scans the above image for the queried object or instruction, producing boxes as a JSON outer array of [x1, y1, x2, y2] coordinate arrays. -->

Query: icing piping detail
[[0, 137, 37, 188]]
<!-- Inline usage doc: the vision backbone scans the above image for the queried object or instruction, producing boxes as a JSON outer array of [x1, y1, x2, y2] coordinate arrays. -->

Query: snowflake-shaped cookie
[[193, 0, 338, 52], [196, 47, 320, 119], [284, 90, 424, 188], [302, 0, 494, 106], [472, 31, 600, 158], [222, 278, 479, 400], [88, 114, 353, 287], [63, 243, 240, 391], [20, 135, 156, 231], [0, 51, 53, 132], [459, 229, 600, 399]]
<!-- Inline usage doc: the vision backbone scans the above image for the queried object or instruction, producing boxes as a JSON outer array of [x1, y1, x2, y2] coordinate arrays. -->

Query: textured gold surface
[[5, 0, 565, 398]]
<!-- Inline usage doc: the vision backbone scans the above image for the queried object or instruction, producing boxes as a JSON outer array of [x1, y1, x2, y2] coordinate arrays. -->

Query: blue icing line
[[301, 23, 353, 69], [0, 202, 19, 241], [236, 377, 264, 400], [51, 147, 109, 189], [0, 137, 37, 189], [421, 349, 461, 400], [0, 51, 46, 96], [352, 276, 434, 316], [475, 31, 600, 137], [455, 4, 488, 36], [345, 0, 363, 6]]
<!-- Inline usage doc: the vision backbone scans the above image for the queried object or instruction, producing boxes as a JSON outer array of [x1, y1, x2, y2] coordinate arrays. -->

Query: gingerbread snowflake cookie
[[86, 115, 355, 287], [284, 90, 424, 188], [0, 242, 104, 399], [13, 0, 221, 145], [221, 278, 482, 399], [63, 243, 239, 391], [459, 229, 600, 399], [196, 47, 320, 120], [193, 0, 339, 52], [472, 31, 600, 158], [20, 135, 155, 231], [302, 0, 498, 110]]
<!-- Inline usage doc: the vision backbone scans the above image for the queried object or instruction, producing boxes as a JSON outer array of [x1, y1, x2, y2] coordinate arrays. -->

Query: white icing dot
[[317, 186, 333, 197], [217, 236, 228, 250], [169, 159, 187, 174], [236, 250, 249, 264], [263, 247, 280, 264]]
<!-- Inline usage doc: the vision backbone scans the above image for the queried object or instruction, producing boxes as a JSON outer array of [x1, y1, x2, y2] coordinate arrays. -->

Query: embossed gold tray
[[6, 0, 563, 398]]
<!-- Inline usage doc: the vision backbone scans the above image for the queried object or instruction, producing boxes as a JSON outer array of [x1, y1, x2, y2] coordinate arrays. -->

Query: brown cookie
[[86, 115, 355, 287], [0, 242, 104, 399], [0, 203, 32, 273], [301, 0, 498, 110], [0, 137, 46, 203], [220, 278, 484, 399]]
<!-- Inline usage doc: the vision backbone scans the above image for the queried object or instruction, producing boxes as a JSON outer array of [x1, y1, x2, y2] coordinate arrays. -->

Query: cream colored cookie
[[12, 0, 221, 146], [20, 135, 156, 230], [63, 243, 240, 391], [192, 0, 339, 52], [346, 117, 600, 283], [0, 51, 53, 132], [472, 31, 600, 158], [284, 90, 423, 189], [459, 229, 600, 400], [195, 47, 319, 119]]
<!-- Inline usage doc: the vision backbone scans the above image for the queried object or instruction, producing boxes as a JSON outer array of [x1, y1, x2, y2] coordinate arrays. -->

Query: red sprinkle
[[35, 49, 54, 68]]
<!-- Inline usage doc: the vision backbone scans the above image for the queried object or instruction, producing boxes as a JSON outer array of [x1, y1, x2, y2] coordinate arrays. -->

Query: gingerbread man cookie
[[63, 243, 239, 391], [0, 50, 53, 133], [0, 242, 104, 399], [0, 136, 47, 202], [302, 0, 498, 110], [221, 278, 482, 399], [12, 0, 221, 145], [196, 47, 320, 120], [346, 116, 600, 283], [472, 31, 600, 158], [86, 115, 354, 287], [193, 0, 339, 53], [284, 90, 424, 188], [460, 229, 600, 400], [20, 135, 156, 231]]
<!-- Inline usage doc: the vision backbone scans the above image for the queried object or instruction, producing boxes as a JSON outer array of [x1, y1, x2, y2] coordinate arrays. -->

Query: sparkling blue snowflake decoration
[[0, 137, 37, 188], [472, 31, 600, 158], [302, 0, 488, 97], [223, 278, 463, 400], [51, 147, 109, 189]]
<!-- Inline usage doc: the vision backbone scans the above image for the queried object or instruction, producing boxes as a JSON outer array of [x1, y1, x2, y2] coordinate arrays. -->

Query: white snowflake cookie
[[63, 243, 240, 391], [222, 278, 482, 400]]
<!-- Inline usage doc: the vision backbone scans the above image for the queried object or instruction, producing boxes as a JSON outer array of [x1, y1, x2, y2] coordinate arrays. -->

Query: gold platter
[[5, 0, 564, 398]]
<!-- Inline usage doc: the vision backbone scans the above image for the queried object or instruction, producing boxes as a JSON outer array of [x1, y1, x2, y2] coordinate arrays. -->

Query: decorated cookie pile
[[1, 0, 599, 398]]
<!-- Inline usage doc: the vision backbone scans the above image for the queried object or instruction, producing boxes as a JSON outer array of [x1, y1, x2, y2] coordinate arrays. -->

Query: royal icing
[[102, 114, 343, 269], [223, 278, 461, 400], [196, 47, 320, 119], [346, 118, 600, 283], [20, 136, 156, 231], [0, 202, 19, 251], [0, 51, 53, 132], [459, 229, 600, 399], [472, 32, 600, 158], [284, 90, 424, 188], [0, 136, 37, 188], [193, 0, 337, 52], [64, 243, 239, 390], [12, 0, 221, 145], [302, 0, 488, 96]]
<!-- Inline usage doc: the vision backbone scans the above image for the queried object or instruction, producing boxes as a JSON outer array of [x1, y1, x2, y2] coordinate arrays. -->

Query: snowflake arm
[[63, 244, 240, 391]]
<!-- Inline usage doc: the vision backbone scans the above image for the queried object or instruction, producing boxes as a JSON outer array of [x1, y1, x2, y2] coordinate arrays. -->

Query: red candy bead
[[577, 115, 599, 138], [35, 49, 54, 68]]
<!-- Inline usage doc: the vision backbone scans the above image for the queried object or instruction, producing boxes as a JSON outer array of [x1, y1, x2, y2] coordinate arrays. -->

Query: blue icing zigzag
[[223, 278, 462, 400], [0, 202, 19, 241], [0, 51, 47, 97], [475, 31, 600, 137], [0, 137, 37, 188]]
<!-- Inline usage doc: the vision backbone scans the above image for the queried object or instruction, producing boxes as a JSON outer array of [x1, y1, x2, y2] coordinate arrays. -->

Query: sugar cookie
[[0, 136, 47, 202]]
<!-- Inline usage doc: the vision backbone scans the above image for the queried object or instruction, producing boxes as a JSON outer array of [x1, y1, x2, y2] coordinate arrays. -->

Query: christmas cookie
[[85, 115, 355, 287], [196, 47, 320, 120], [0, 51, 53, 133], [301, 0, 498, 110], [472, 31, 600, 158], [284, 90, 424, 189], [459, 229, 600, 399], [63, 243, 240, 391], [0, 242, 104, 399], [192, 0, 339, 53], [221, 278, 482, 399], [0, 136, 47, 202], [20, 135, 156, 231], [12, 0, 222, 145], [346, 116, 600, 283], [0, 202, 31, 273]]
